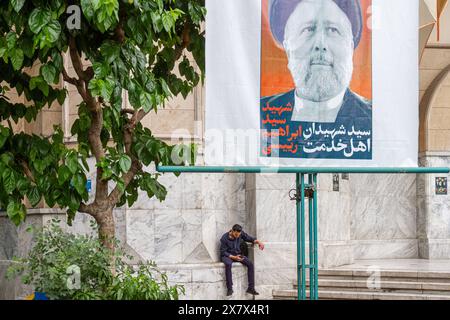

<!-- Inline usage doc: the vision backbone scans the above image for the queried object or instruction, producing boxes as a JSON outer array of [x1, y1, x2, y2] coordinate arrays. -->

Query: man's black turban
[[269, 0, 363, 48]]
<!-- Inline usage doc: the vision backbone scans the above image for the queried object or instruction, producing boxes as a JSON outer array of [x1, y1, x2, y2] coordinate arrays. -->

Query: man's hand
[[254, 240, 265, 251], [230, 255, 244, 262]]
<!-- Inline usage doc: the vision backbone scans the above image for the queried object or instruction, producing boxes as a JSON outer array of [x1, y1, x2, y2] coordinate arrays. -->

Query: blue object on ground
[[34, 292, 48, 300]]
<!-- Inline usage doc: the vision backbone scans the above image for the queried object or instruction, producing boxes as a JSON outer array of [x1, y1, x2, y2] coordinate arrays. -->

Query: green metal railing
[[156, 165, 450, 300]]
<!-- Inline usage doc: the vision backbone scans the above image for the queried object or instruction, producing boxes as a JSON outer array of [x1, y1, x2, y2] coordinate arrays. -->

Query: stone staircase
[[273, 268, 450, 300]]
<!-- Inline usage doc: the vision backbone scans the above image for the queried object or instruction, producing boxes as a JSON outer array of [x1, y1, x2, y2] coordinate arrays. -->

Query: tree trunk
[[97, 209, 116, 255]]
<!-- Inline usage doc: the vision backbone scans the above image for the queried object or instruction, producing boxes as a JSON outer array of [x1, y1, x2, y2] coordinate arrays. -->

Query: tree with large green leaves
[[0, 0, 204, 252]]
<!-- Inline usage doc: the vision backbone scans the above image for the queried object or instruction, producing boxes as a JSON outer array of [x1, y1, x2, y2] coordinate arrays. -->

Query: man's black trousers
[[221, 256, 255, 290]]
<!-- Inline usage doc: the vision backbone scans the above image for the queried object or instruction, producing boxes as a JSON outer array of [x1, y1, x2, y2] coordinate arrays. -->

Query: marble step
[[293, 279, 450, 295], [272, 289, 450, 300], [314, 269, 450, 283]]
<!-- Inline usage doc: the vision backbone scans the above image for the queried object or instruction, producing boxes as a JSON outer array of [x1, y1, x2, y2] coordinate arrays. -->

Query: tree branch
[[108, 160, 142, 206], [79, 202, 94, 215], [62, 67, 81, 87], [174, 22, 191, 61], [114, 4, 127, 44], [107, 108, 148, 206], [68, 36, 108, 202], [120, 108, 135, 115], [18, 159, 35, 183], [69, 37, 89, 81]]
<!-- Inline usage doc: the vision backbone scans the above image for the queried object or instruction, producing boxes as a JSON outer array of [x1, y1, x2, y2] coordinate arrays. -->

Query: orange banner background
[[260, 0, 372, 100]]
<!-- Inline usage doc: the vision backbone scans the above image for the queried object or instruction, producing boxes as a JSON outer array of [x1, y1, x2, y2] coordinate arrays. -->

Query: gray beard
[[289, 61, 353, 102], [299, 69, 343, 102]]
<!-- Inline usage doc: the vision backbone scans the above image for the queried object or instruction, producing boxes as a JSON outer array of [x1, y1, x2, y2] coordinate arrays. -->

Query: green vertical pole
[[308, 174, 314, 300], [296, 173, 301, 300], [313, 173, 319, 300], [300, 173, 306, 299]]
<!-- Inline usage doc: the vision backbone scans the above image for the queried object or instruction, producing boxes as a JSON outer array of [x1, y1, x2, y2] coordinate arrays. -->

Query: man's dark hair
[[232, 224, 243, 232]]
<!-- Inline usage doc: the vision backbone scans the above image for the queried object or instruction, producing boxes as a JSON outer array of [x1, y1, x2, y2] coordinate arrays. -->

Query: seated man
[[220, 224, 265, 296]]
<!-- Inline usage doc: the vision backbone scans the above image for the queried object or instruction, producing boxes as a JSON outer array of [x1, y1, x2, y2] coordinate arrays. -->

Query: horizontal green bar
[[157, 166, 449, 174], [298, 265, 317, 269]]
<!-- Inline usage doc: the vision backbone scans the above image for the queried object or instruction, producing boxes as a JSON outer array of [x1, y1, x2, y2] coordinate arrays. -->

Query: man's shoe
[[246, 288, 259, 295], [227, 289, 233, 296]]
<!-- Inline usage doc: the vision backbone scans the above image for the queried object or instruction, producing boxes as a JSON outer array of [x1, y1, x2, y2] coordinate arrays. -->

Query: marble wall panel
[[132, 189, 156, 210], [181, 209, 204, 263], [254, 173, 295, 190], [417, 155, 450, 259], [318, 242, 354, 268], [126, 210, 155, 262], [182, 174, 203, 210], [426, 239, 450, 259], [245, 188, 257, 237], [202, 210, 221, 262], [201, 174, 246, 211], [159, 263, 250, 300], [318, 192, 351, 241], [353, 239, 419, 260], [154, 210, 182, 264], [0, 217, 17, 260], [154, 174, 184, 210], [350, 174, 416, 198], [16, 216, 43, 259], [351, 196, 417, 241], [254, 189, 296, 243]]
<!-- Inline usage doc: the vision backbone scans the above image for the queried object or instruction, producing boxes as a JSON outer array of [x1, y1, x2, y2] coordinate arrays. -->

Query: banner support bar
[[157, 166, 450, 174]]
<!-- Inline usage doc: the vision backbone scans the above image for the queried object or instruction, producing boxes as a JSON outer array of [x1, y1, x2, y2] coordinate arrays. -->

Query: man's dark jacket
[[220, 231, 256, 258]]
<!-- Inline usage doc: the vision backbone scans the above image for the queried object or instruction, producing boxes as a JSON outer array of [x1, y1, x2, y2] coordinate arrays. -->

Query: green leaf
[[127, 190, 138, 208], [93, 61, 110, 78], [139, 92, 153, 113], [10, 48, 24, 71], [11, 0, 26, 13], [36, 78, 49, 96], [33, 159, 46, 174], [27, 187, 41, 207], [161, 12, 174, 33], [81, 0, 101, 21], [6, 32, 17, 49], [88, 78, 114, 101], [20, 38, 35, 58], [66, 153, 79, 174], [42, 20, 61, 44], [7, 201, 25, 226], [160, 79, 171, 97], [2, 169, 16, 194], [41, 63, 57, 85], [58, 165, 72, 185], [29, 76, 41, 90], [0, 126, 10, 149], [116, 179, 125, 194], [51, 51, 63, 71], [72, 173, 87, 196], [100, 41, 120, 64], [68, 192, 81, 213], [118, 154, 132, 173], [142, 175, 167, 201], [16, 178, 30, 196], [0, 153, 13, 166], [29, 8, 51, 34], [57, 89, 67, 105], [101, 168, 113, 180]]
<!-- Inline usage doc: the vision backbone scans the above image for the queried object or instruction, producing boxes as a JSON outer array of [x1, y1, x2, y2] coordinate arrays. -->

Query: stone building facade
[[3, 7, 450, 300]]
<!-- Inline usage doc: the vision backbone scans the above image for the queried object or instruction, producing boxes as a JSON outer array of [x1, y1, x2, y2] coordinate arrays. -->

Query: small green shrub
[[7, 219, 184, 300], [107, 263, 184, 300]]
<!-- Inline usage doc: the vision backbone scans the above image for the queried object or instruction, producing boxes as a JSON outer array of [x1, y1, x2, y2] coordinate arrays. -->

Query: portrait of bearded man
[[263, 0, 371, 124]]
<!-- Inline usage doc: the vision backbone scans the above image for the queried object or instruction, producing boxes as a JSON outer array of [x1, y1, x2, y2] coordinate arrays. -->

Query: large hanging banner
[[205, 0, 418, 167]]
